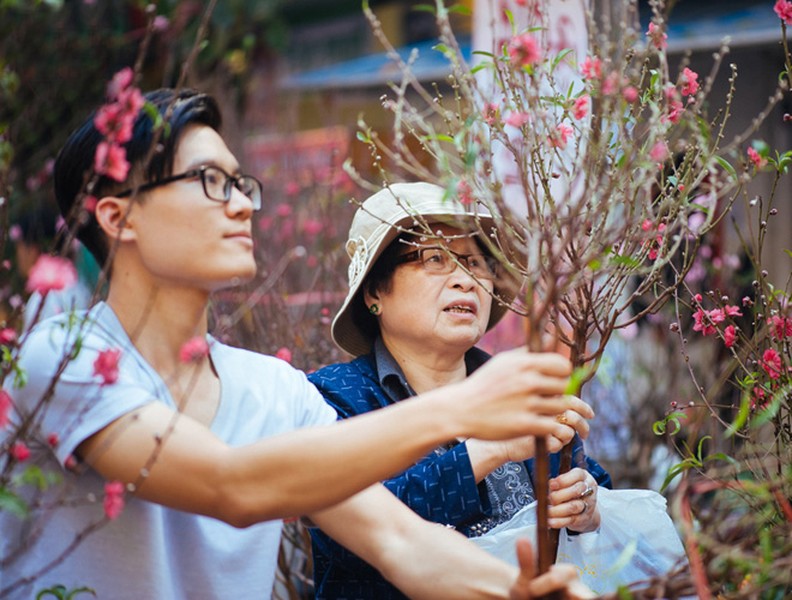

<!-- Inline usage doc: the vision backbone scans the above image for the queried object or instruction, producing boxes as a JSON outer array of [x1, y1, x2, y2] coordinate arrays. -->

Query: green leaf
[[447, 3, 471, 16], [424, 134, 455, 143], [412, 4, 436, 14], [714, 155, 738, 181], [0, 487, 29, 518], [356, 131, 371, 144], [725, 391, 751, 437], [652, 411, 687, 436], [752, 383, 789, 427], [750, 139, 770, 157]]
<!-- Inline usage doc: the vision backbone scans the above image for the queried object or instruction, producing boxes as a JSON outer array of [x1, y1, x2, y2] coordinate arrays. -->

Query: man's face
[[125, 124, 258, 292]]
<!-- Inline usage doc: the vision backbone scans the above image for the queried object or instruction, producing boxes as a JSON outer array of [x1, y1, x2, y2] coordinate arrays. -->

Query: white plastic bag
[[470, 487, 687, 595]]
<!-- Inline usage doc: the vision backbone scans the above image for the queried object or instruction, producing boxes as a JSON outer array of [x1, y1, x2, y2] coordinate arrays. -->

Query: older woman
[[309, 182, 611, 599]]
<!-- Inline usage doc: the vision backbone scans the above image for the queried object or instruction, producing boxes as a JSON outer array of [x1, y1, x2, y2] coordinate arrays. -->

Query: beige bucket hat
[[331, 181, 513, 357]]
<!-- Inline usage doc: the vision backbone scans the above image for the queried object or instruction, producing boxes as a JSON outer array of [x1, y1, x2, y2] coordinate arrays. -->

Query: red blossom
[[11, 441, 30, 462], [602, 72, 619, 96], [679, 67, 700, 97], [482, 102, 500, 126], [549, 123, 573, 150], [761, 348, 783, 380], [0, 389, 12, 428], [284, 181, 301, 197], [647, 22, 668, 50], [47, 433, 59, 447], [505, 111, 530, 127], [723, 304, 743, 318], [747, 147, 766, 169], [650, 140, 669, 163], [768, 315, 792, 339], [572, 96, 589, 120], [107, 67, 134, 99], [275, 203, 292, 218], [751, 386, 768, 411], [692, 308, 725, 336], [580, 56, 602, 80], [775, 0, 792, 25], [0, 327, 16, 346], [103, 480, 125, 520], [26, 255, 78, 295], [723, 325, 737, 348], [302, 219, 324, 237], [622, 86, 639, 103], [508, 33, 541, 67], [93, 348, 122, 385], [457, 180, 474, 205], [275, 347, 293, 363], [83, 195, 98, 215], [94, 103, 134, 144], [94, 141, 130, 182], [179, 337, 210, 363]]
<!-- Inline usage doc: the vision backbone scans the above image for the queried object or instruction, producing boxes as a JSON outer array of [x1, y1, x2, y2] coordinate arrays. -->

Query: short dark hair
[[53, 88, 222, 267]]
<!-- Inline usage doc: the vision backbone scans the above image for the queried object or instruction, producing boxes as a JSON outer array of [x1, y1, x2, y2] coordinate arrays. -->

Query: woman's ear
[[94, 196, 135, 243], [363, 284, 380, 309]]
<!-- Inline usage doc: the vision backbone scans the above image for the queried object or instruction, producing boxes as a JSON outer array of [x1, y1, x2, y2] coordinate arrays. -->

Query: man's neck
[[106, 273, 210, 376]]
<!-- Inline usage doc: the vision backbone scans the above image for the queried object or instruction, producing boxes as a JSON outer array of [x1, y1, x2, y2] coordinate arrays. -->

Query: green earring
[[368, 304, 380, 315]]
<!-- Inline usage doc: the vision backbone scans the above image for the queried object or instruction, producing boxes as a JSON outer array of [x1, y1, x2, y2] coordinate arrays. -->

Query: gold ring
[[579, 500, 588, 515], [556, 412, 568, 425], [579, 485, 594, 499]]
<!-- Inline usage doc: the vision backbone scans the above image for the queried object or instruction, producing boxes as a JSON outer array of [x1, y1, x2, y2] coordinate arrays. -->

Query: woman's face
[[365, 224, 494, 357]]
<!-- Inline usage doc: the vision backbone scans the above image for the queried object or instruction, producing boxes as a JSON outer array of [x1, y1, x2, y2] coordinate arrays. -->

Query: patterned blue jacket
[[308, 352, 612, 600]]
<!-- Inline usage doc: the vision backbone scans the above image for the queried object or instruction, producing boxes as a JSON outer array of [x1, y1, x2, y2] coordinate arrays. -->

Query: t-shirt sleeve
[[12, 321, 154, 466]]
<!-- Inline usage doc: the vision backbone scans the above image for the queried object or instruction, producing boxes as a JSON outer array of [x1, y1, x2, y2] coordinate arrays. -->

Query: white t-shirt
[[1, 302, 337, 599]]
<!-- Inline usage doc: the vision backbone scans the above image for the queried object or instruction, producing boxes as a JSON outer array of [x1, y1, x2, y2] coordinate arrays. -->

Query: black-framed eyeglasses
[[394, 246, 498, 280], [116, 165, 263, 210]]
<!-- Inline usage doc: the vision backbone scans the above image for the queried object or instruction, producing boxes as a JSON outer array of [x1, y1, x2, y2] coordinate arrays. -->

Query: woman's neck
[[384, 339, 468, 395]]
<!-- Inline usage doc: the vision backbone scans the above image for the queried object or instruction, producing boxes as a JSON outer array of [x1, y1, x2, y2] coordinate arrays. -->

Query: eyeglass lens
[[420, 248, 495, 279]]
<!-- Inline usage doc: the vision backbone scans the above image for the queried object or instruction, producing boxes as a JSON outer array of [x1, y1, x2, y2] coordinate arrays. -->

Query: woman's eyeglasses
[[394, 246, 497, 280], [116, 165, 263, 210]]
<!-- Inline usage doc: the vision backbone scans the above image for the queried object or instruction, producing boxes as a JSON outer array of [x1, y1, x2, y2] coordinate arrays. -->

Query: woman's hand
[[465, 396, 593, 482], [547, 468, 600, 533]]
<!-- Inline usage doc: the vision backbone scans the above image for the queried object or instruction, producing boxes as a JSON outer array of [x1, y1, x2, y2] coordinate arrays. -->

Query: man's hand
[[509, 538, 596, 599]]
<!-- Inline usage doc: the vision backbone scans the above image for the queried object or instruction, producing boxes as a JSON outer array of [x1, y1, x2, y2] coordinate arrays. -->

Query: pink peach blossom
[[103, 480, 125, 520], [508, 33, 541, 67], [747, 147, 766, 169], [26, 255, 77, 295], [11, 441, 30, 462], [775, 0, 792, 25], [723, 325, 737, 348], [572, 96, 589, 120], [680, 67, 699, 97], [761, 348, 783, 380], [647, 22, 668, 50], [580, 56, 602, 80], [94, 141, 130, 182], [275, 347, 293, 363], [179, 337, 210, 363], [0, 389, 12, 428], [93, 348, 121, 385]]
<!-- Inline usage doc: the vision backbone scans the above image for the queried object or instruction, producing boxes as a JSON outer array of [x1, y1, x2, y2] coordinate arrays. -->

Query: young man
[[0, 88, 594, 599]]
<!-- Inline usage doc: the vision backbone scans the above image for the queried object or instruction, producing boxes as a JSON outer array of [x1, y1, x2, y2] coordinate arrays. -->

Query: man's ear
[[94, 196, 136, 243]]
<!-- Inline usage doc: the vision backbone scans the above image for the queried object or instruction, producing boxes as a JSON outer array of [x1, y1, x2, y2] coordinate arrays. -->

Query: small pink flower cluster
[[775, 0, 792, 25], [93, 68, 144, 183], [747, 147, 767, 169], [103, 480, 125, 520], [691, 297, 742, 337], [179, 337, 210, 363], [647, 22, 668, 50], [641, 219, 666, 260], [508, 33, 541, 67], [93, 348, 121, 385], [26, 255, 78, 295], [0, 389, 12, 429]]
